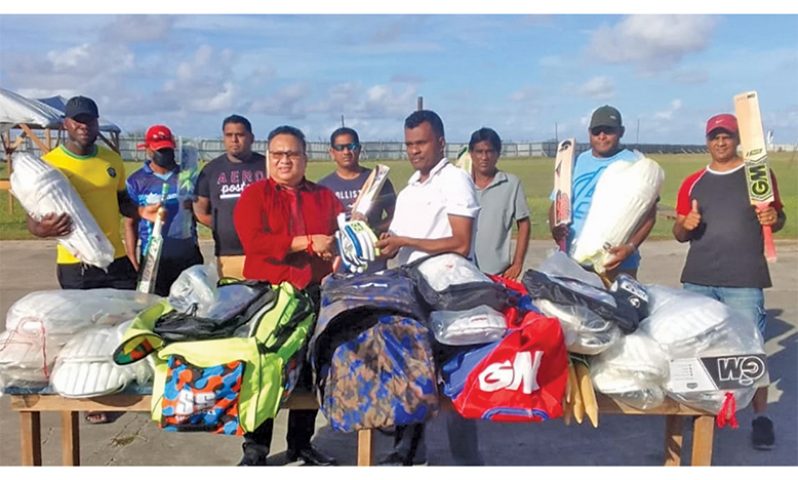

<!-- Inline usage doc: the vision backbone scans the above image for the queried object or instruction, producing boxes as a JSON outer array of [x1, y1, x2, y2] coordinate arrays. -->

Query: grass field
[[1, 152, 796, 240]]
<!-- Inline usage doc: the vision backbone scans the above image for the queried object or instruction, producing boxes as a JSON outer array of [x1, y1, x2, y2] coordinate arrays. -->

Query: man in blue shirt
[[548, 105, 656, 281], [125, 124, 204, 296]]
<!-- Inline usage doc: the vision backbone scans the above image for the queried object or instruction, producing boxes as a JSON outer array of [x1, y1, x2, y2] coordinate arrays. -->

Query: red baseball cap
[[138, 124, 175, 150], [705, 114, 738, 137]]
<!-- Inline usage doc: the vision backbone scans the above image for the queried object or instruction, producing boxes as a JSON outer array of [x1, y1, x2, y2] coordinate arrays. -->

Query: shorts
[[57, 256, 137, 290]]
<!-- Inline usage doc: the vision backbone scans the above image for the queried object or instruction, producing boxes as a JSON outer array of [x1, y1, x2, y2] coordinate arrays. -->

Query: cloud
[[100, 15, 175, 43], [653, 99, 684, 121], [249, 83, 311, 117], [576, 76, 615, 100], [588, 15, 716, 71]]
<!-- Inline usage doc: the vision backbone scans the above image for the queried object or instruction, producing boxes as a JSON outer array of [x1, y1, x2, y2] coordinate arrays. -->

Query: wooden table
[[9, 392, 714, 466]]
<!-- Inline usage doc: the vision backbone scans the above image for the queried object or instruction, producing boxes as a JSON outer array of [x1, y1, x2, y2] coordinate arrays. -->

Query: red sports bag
[[451, 312, 568, 422]]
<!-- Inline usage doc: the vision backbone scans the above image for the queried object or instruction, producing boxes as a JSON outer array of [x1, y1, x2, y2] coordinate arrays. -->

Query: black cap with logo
[[64, 96, 99, 119]]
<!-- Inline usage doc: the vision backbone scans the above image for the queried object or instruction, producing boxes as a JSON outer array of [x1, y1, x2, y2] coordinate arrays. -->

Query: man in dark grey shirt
[[193, 115, 266, 278]]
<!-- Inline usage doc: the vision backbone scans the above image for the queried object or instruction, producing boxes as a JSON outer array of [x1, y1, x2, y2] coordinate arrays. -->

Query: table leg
[[60, 411, 80, 466], [691, 415, 715, 466], [357, 429, 374, 466], [663, 415, 684, 466], [19, 411, 42, 466]]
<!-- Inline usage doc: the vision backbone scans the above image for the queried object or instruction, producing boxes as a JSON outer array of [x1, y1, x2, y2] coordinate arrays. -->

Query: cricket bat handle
[[762, 224, 777, 263], [756, 203, 777, 263]]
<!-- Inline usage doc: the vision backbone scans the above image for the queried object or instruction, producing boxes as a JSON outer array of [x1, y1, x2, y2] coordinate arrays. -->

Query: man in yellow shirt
[[26, 96, 144, 290]]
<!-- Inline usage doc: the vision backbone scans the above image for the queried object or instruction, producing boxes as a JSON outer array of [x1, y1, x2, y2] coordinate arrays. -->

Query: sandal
[[84, 411, 122, 425]]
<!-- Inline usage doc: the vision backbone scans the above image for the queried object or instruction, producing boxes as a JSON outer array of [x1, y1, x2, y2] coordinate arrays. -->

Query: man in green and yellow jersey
[[26, 95, 144, 290]]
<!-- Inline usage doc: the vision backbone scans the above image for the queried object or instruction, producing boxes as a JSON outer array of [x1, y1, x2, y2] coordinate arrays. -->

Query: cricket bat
[[734, 91, 777, 263], [351, 164, 390, 219], [553, 138, 576, 252], [454, 145, 473, 175], [137, 183, 170, 293]]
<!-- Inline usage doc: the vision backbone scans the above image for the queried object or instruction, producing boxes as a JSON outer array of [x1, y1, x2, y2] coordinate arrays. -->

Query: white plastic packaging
[[571, 153, 664, 273], [642, 285, 766, 414], [168, 264, 220, 314], [430, 305, 507, 346], [591, 331, 669, 410], [534, 299, 620, 355]]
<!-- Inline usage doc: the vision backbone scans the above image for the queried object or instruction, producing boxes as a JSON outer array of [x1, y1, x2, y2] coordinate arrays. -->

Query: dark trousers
[[140, 246, 204, 297], [57, 256, 137, 290], [243, 283, 321, 453]]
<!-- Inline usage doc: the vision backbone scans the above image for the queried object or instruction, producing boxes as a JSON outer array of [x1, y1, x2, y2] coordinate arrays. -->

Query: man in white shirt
[[376, 109, 482, 466]]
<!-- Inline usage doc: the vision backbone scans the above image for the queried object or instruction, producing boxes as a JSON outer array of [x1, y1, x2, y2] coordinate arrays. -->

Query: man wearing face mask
[[125, 124, 203, 297]]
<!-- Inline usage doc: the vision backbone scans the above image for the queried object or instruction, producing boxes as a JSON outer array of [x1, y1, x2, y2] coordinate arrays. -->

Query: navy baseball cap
[[64, 96, 99, 119]]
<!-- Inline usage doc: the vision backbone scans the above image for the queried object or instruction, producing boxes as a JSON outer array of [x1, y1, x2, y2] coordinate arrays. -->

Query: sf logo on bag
[[478, 351, 543, 394]]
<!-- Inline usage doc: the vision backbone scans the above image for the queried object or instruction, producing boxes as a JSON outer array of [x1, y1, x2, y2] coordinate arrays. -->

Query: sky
[[1, 6, 796, 145]]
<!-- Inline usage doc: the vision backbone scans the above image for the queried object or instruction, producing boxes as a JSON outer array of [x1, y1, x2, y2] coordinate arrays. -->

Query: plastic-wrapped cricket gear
[[51, 321, 153, 398], [642, 285, 767, 415], [0, 289, 160, 389], [10, 152, 115, 269], [571, 153, 664, 273], [430, 305, 508, 346], [590, 330, 670, 410], [533, 299, 620, 355]]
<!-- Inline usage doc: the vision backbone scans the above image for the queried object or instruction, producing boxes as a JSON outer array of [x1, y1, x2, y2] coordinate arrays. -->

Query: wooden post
[[663, 415, 684, 466], [19, 124, 51, 153], [19, 411, 42, 466], [356, 429, 373, 466], [417, 96, 423, 111], [691, 415, 715, 466], [60, 411, 80, 466]]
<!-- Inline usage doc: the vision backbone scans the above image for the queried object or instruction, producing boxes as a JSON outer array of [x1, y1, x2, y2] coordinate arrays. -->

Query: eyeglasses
[[590, 126, 618, 136], [332, 142, 360, 152], [269, 151, 304, 161]]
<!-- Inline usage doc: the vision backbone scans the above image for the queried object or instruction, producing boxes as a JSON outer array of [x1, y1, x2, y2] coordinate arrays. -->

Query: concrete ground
[[0, 239, 796, 467]]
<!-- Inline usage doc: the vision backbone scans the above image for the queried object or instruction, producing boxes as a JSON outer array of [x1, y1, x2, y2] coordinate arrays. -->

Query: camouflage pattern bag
[[320, 314, 439, 432]]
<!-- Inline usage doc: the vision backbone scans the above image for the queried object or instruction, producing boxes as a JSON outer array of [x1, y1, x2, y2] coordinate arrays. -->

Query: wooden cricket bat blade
[[734, 90, 777, 263]]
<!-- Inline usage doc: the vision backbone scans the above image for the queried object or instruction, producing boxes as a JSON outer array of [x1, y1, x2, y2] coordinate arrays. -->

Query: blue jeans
[[682, 283, 767, 335]]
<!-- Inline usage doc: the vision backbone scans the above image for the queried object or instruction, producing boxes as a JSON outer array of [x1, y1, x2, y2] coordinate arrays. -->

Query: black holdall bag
[[522, 269, 647, 333], [152, 280, 276, 343], [403, 252, 512, 313]]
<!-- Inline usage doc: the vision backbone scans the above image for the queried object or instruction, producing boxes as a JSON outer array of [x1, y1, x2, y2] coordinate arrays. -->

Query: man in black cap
[[27, 96, 144, 422], [547, 104, 656, 281]]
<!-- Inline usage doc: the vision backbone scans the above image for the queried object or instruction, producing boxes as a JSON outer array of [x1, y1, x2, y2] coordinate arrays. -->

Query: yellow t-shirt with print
[[42, 144, 127, 264]]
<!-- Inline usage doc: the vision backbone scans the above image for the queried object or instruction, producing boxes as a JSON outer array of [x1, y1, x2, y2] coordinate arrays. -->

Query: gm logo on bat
[[748, 156, 770, 200]]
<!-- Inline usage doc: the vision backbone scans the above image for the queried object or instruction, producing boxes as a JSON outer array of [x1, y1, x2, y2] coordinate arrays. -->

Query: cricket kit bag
[[113, 281, 314, 435], [310, 269, 438, 432], [404, 252, 513, 312], [523, 269, 647, 333], [441, 311, 568, 422]]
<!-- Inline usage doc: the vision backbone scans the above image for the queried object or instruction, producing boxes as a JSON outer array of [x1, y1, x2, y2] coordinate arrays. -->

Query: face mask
[[152, 148, 177, 169]]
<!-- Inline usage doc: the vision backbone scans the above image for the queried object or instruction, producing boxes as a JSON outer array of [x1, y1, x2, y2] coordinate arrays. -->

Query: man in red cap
[[125, 124, 203, 296], [673, 113, 787, 450]]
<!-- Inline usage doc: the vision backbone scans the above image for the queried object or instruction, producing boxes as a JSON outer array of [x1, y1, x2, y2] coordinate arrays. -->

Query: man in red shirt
[[233, 125, 342, 466]]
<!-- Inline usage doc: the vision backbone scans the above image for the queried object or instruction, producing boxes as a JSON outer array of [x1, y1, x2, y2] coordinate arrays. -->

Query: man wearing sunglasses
[[548, 105, 656, 280], [318, 127, 396, 271]]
